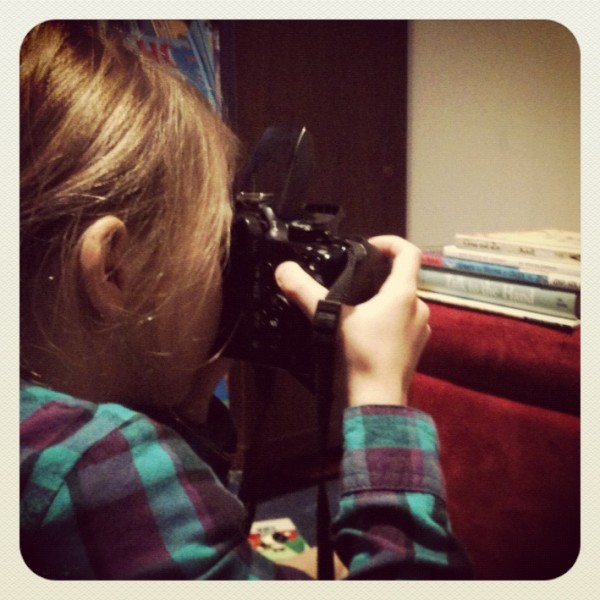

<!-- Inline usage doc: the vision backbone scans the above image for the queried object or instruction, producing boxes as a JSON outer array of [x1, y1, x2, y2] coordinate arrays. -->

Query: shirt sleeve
[[332, 404, 472, 579], [23, 399, 470, 579]]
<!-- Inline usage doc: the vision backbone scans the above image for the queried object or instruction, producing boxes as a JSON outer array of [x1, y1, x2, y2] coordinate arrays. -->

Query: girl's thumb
[[274, 261, 328, 320]]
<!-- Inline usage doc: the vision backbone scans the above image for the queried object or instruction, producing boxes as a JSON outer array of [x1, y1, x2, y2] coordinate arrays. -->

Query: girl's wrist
[[345, 376, 408, 408]]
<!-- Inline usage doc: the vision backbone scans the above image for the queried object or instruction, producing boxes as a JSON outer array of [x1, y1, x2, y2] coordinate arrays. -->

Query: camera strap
[[312, 298, 340, 580], [311, 240, 363, 580]]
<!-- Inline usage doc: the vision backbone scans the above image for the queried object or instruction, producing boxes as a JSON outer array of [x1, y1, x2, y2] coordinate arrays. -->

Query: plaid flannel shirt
[[20, 381, 471, 579]]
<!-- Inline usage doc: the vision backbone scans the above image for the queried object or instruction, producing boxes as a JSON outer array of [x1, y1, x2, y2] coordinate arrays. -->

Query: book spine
[[421, 253, 580, 290], [187, 21, 219, 110], [417, 290, 580, 330], [455, 233, 580, 263], [418, 267, 580, 319], [443, 245, 580, 276]]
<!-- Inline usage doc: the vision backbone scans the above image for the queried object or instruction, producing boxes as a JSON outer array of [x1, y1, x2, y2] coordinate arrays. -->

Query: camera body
[[217, 127, 390, 382]]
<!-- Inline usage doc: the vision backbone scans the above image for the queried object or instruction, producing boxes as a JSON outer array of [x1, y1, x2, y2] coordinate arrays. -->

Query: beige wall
[[406, 20, 580, 249]]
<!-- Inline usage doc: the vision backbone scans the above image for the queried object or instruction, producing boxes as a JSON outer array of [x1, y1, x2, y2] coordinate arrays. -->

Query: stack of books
[[418, 230, 581, 329]]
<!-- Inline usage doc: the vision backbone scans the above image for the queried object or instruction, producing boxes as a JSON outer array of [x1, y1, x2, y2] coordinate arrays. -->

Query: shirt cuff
[[341, 405, 445, 500]]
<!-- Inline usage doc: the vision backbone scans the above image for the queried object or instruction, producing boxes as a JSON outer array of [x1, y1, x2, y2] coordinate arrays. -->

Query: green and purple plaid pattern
[[20, 382, 470, 579]]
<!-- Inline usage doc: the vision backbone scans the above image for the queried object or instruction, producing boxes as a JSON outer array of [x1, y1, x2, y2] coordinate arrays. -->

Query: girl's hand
[[275, 236, 430, 407]]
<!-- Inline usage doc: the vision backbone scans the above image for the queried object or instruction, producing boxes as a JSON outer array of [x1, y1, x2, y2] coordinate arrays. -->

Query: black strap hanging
[[312, 298, 342, 580], [311, 240, 364, 580]]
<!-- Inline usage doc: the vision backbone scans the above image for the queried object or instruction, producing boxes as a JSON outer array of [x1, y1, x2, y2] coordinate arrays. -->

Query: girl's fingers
[[368, 235, 422, 295]]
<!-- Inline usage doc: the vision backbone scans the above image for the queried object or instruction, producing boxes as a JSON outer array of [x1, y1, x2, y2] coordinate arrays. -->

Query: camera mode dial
[[288, 220, 328, 243]]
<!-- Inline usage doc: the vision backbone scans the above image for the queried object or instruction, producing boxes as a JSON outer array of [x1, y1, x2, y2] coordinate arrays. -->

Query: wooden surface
[[230, 20, 409, 239]]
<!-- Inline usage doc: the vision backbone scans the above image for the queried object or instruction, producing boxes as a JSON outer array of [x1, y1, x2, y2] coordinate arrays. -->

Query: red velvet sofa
[[409, 302, 580, 579]]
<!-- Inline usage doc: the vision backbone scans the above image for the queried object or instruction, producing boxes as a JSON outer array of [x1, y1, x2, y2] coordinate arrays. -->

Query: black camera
[[217, 127, 390, 384]]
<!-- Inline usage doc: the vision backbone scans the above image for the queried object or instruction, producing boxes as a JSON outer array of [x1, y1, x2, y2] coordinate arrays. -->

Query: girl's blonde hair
[[21, 21, 238, 375]]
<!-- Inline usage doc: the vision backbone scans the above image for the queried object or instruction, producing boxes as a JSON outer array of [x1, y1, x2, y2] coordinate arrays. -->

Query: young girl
[[20, 21, 470, 579]]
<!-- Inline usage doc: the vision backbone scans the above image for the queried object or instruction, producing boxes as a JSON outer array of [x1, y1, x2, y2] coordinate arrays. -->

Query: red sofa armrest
[[418, 303, 580, 415]]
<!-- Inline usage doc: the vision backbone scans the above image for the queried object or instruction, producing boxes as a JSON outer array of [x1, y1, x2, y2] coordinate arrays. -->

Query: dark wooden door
[[229, 20, 408, 239]]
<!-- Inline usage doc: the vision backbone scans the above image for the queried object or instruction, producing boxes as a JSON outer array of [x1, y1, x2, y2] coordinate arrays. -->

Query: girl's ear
[[78, 216, 129, 322]]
